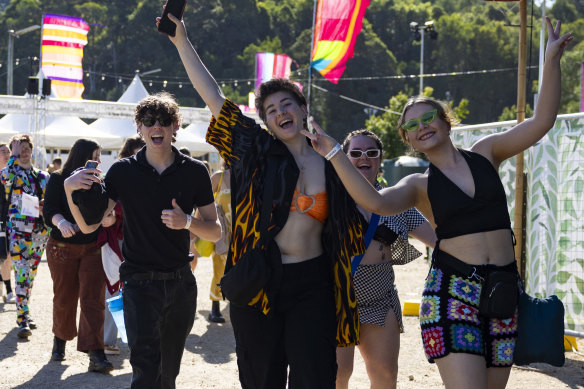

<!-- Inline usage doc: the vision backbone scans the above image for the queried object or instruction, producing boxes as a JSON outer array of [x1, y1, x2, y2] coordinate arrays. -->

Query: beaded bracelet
[[57, 219, 67, 229], [325, 143, 342, 161]]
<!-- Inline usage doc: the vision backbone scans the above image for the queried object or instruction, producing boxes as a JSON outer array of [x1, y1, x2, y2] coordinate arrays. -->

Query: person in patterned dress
[[1, 134, 49, 338]]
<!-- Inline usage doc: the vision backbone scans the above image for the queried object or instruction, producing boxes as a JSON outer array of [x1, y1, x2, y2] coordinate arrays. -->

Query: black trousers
[[122, 267, 197, 389], [230, 255, 337, 389]]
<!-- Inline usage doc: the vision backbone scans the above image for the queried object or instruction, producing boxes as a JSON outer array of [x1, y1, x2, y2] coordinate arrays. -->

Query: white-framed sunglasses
[[348, 149, 381, 158]]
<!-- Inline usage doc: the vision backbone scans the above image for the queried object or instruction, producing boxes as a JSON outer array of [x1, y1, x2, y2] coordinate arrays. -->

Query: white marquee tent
[[0, 112, 120, 149], [89, 75, 216, 155], [88, 74, 148, 141]]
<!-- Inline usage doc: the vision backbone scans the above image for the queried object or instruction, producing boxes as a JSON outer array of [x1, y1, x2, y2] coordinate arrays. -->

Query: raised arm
[[160, 13, 225, 118], [473, 18, 573, 165], [303, 121, 418, 216]]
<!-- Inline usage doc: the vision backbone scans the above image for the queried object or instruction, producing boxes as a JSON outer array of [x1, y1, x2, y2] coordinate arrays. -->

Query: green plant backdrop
[[451, 113, 584, 334]]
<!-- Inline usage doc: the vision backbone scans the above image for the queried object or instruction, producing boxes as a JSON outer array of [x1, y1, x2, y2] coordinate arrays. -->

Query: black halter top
[[427, 149, 511, 240]]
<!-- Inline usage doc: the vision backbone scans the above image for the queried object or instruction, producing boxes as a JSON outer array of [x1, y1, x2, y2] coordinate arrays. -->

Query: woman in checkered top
[[336, 129, 436, 389]]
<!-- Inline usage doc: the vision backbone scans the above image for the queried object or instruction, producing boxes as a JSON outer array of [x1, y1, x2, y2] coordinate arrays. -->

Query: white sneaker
[[104, 344, 120, 355], [3, 292, 15, 304]]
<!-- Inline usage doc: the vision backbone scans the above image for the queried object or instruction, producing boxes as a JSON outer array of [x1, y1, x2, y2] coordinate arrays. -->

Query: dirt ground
[[0, 240, 583, 388]]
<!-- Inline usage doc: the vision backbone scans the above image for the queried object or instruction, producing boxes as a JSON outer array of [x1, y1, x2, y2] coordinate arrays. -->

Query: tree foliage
[[0, 0, 581, 148]]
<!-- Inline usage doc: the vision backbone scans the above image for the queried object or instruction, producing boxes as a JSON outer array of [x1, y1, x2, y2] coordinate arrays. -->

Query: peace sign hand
[[301, 120, 341, 159], [545, 17, 573, 62]]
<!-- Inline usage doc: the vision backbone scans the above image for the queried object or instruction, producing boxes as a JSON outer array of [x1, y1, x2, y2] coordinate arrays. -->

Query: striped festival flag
[[255, 52, 293, 90], [311, 0, 370, 83], [41, 13, 89, 98]]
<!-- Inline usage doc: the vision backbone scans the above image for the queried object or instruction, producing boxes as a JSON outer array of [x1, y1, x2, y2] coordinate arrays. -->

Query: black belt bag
[[220, 246, 271, 306], [478, 270, 518, 319], [219, 161, 277, 307], [433, 244, 518, 319]]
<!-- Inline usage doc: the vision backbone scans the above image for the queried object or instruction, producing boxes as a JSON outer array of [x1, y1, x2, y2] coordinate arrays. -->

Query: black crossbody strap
[[2, 182, 14, 228], [257, 159, 277, 247], [29, 169, 43, 200]]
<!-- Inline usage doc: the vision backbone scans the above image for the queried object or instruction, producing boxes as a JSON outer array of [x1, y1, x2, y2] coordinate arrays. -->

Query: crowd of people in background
[[0, 11, 572, 389]]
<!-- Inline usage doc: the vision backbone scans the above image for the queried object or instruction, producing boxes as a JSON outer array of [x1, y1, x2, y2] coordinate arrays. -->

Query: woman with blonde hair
[[304, 19, 572, 389]]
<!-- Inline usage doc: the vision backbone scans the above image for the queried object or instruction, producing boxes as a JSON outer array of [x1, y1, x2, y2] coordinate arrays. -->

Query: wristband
[[325, 143, 342, 161], [57, 219, 68, 229], [184, 214, 192, 230]]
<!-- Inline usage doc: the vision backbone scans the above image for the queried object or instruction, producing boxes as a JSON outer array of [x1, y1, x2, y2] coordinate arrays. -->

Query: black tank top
[[427, 149, 511, 240]]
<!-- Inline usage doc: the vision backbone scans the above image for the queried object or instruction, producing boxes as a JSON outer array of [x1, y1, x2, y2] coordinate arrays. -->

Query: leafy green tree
[[0, 0, 579, 130]]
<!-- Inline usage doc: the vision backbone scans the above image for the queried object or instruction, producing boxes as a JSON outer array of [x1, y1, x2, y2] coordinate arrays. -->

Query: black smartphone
[[157, 0, 187, 37], [85, 160, 98, 169]]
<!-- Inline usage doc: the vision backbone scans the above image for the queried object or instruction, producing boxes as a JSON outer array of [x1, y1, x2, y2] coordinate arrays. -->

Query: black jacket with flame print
[[206, 99, 366, 346]]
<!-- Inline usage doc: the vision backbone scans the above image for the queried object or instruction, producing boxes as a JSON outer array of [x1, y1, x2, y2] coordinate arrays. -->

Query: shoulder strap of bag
[[30, 169, 43, 200], [257, 161, 277, 247], [214, 170, 224, 199], [351, 213, 380, 274], [2, 182, 14, 227]]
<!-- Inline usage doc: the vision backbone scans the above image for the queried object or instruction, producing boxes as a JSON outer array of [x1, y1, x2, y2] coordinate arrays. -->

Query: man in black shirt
[[64, 92, 220, 388]]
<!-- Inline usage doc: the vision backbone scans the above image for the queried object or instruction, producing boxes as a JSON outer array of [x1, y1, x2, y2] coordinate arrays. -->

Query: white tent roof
[[183, 122, 209, 138], [176, 122, 215, 155], [88, 74, 149, 141], [175, 127, 215, 156], [0, 113, 120, 149]]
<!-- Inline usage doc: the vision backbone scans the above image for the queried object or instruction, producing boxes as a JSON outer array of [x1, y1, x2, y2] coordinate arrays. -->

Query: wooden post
[[513, 0, 527, 278]]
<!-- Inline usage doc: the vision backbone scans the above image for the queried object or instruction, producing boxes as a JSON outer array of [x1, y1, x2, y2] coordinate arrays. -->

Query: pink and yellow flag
[[311, 0, 370, 83], [41, 13, 89, 98], [255, 53, 293, 90]]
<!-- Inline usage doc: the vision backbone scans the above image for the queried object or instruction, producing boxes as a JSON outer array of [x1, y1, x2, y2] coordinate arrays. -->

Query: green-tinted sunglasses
[[401, 109, 438, 132]]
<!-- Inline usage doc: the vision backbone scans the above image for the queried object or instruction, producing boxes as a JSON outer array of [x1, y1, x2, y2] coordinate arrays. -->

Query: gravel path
[[0, 241, 582, 388]]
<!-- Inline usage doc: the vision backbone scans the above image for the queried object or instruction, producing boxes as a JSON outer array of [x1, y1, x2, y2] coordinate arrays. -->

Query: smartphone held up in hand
[[85, 160, 98, 170], [158, 0, 187, 37]]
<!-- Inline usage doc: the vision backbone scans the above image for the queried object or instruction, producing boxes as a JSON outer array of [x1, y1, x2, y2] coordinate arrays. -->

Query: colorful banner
[[41, 13, 89, 98], [255, 52, 293, 90], [311, 0, 370, 83]]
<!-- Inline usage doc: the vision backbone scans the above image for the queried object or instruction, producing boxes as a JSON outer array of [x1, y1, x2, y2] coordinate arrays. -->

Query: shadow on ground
[[184, 304, 235, 364]]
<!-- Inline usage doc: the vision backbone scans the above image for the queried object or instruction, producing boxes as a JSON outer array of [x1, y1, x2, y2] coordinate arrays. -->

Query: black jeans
[[230, 255, 337, 389], [122, 266, 197, 389]]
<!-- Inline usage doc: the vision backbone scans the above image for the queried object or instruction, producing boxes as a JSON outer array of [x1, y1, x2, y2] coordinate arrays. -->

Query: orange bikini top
[[289, 188, 329, 224]]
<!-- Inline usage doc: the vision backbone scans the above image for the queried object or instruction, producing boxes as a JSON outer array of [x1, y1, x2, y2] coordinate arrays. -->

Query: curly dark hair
[[254, 78, 307, 124], [134, 92, 182, 141]]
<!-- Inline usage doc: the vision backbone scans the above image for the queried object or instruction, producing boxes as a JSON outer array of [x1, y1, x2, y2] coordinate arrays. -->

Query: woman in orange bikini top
[[289, 188, 328, 224]]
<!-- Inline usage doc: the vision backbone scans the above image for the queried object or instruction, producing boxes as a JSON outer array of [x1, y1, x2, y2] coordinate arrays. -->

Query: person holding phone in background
[[64, 92, 221, 388], [43, 139, 114, 373], [1, 134, 49, 339]]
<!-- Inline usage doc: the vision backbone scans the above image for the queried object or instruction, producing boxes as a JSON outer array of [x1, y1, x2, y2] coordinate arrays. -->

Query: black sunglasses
[[348, 149, 381, 159], [139, 115, 173, 127]]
